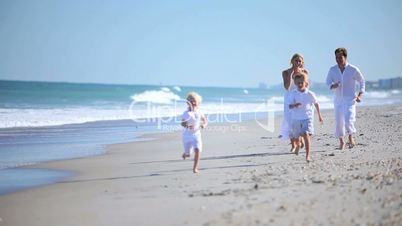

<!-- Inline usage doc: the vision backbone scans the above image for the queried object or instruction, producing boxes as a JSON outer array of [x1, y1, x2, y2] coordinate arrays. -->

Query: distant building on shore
[[367, 77, 402, 90], [379, 77, 402, 89], [261, 77, 402, 90]]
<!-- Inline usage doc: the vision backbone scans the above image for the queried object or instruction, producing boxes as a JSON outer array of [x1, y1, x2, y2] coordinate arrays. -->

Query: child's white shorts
[[182, 133, 202, 155], [290, 119, 314, 138]]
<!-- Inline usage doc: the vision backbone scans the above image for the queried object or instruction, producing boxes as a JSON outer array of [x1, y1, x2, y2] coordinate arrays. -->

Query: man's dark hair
[[335, 48, 348, 57]]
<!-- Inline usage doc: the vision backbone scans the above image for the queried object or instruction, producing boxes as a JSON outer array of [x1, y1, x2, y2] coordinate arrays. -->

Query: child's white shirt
[[287, 88, 318, 120], [182, 109, 204, 135]]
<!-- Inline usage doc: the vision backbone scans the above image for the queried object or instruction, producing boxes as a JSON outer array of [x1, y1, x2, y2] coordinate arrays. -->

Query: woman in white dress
[[280, 53, 309, 152]]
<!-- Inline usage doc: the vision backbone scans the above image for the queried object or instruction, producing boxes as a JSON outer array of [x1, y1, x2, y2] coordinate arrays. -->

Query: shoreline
[[0, 109, 284, 195], [0, 104, 401, 225]]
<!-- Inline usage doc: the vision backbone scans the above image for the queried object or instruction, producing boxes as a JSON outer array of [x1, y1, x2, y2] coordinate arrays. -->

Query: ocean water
[[0, 80, 332, 128], [1, 80, 401, 194]]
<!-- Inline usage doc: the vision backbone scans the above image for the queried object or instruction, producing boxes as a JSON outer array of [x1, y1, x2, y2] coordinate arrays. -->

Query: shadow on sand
[[60, 151, 300, 184]]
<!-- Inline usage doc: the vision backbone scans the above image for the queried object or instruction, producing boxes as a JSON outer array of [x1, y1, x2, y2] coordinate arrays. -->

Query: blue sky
[[0, 0, 401, 87]]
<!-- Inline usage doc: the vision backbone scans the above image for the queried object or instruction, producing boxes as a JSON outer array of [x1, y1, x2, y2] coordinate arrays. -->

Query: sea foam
[[130, 89, 181, 104]]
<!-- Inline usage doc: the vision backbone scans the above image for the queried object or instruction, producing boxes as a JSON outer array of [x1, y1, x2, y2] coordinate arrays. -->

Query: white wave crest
[[269, 96, 285, 103], [0, 108, 131, 128], [173, 86, 182, 92], [316, 95, 331, 103], [131, 89, 181, 104], [269, 95, 331, 103], [0, 98, 338, 129], [364, 91, 390, 99]]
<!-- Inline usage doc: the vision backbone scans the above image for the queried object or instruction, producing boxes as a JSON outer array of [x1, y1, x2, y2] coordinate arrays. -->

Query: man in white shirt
[[326, 48, 365, 150]]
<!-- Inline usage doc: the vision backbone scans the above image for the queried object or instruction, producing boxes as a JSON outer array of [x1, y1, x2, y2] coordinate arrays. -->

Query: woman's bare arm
[[282, 70, 291, 90]]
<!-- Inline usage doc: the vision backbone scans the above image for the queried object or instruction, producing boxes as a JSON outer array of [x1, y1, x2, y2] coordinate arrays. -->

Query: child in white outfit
[[181, 92, 208, 173], [288, 72, 323, 162]]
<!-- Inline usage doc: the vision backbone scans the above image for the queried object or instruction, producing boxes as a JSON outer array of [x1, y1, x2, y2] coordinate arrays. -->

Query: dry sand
[[0, 105, 401, 226]]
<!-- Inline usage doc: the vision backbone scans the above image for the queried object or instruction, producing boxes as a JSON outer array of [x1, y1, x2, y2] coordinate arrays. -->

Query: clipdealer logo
[[128, 98, 276, 132], [253, 98, 276, 132], [128, 99, 183, 129]]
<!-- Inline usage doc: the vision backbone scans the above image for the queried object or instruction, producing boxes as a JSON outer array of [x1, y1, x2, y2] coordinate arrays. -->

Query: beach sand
[[0, 105, 401, 226]]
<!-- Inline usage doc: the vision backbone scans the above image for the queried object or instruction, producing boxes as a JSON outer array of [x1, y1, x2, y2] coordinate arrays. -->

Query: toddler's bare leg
[[193, 149, 201, 173], [182, 152, 190, 160], [303, 133, 311, 162]]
